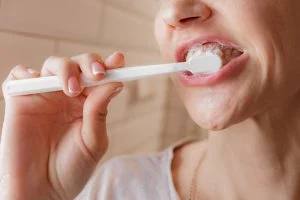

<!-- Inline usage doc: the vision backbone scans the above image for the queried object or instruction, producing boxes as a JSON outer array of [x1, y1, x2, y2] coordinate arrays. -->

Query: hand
[[0, 52, 125, 200]]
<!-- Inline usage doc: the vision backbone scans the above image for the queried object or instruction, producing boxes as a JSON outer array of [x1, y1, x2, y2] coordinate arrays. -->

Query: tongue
[[222, 49, 243, 65]]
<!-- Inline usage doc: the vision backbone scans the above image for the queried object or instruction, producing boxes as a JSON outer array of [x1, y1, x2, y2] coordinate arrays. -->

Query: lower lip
[[179, 52, 249, 86]]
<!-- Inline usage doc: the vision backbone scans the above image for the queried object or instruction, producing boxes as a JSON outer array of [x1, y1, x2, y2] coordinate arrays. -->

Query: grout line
[[0, 29, 159, 53]]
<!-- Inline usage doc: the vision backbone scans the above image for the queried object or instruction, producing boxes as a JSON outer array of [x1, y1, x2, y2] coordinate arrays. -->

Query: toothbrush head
[[188, 53, 222, 74]]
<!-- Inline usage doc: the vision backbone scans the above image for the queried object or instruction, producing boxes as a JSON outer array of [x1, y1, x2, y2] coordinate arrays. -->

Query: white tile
[[101, 5, 158, 50], [106, 86, 131, 124], [107, 110, 164, 155], [56, 41, 117, 58], [0, 32, 55, 96], [101, 135, 160, 162], [0, 0, 104, 41], [127, 136, 160, 154], [102, 0, 159, 19], [56, 41, 162, 66], [125, 50, 162, 66], [131, 0, 160, 18], [103, 0, 134, 8], [135, 75, 166, 101]]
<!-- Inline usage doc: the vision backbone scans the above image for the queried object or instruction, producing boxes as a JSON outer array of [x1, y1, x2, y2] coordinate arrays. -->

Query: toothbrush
[[4, 54, 222, 96]]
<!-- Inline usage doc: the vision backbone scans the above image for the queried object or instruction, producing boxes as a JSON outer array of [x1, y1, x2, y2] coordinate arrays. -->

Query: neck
[[198, 92, 300, 200]]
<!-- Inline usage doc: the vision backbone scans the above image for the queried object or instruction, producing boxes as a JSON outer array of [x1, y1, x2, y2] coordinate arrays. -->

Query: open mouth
[[186, 42, 243, 65], [185, 42, 244, 72], [176, 37, 249, 86]]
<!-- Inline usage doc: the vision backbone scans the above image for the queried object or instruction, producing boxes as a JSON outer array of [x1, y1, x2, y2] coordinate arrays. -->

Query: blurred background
[[0, 0, 206, 161]]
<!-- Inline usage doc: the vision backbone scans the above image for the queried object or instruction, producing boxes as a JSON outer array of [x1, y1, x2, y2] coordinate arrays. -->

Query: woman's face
[[154, 0, 300, 130]]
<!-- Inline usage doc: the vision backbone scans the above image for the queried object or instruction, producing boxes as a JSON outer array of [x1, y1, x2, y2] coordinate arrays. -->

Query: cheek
[[154, 15, 162, 45], [154, 13, 174, 62], [154, 15, 166, 51]]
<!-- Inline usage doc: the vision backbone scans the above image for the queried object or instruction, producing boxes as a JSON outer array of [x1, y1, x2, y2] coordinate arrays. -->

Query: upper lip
[[175, 35, 245, 62]]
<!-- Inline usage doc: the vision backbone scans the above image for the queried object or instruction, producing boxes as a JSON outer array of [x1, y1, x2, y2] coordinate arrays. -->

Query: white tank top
[[75, 139, 196, 200]]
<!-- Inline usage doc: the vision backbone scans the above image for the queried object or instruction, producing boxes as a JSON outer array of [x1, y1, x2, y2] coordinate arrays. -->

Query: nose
[[162, 0, 212, 29]]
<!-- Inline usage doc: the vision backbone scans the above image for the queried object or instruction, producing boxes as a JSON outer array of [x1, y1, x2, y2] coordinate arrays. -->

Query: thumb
[[81, 83, 123, 160]]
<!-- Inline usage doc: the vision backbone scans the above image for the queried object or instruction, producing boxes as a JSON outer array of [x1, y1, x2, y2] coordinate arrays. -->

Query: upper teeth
[[186, 43, 243, 65]]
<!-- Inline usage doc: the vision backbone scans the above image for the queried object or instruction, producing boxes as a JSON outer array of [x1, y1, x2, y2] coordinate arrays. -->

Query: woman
[[1, 0, 300, 199]]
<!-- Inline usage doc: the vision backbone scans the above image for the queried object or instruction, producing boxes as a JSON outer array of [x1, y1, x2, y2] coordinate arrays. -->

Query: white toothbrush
[[4, 54, 222, 96]]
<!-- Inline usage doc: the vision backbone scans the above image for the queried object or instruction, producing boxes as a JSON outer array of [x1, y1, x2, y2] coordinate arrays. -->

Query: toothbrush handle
[[4, 62, 186, 96]]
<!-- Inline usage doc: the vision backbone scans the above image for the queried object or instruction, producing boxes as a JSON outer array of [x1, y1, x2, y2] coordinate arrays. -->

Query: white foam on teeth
[[186, 45, 223, 62], [186, 44, 243, 67]]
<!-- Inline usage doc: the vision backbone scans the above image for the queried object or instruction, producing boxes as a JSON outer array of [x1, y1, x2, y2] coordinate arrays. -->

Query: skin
[[155, 0, 300, 199], [0, 53, 124, 199], [1, 0, 300, 200]]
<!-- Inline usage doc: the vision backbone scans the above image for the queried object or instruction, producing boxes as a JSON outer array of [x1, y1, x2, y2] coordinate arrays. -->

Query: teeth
[[186, 44, 222, 62], [186, 43, 243, 66]]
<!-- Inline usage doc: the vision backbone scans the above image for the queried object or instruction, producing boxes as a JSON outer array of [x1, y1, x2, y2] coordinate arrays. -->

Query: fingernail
[[27, 68, 40, 77], [110, 87, 123, 99], [92, 62, 106, 75], [68, 76, 81, 94]]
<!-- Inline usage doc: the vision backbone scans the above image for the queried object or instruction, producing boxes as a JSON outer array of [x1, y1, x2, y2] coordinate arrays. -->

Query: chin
[[184, 93, 250, 131], [189, 108, 234, 131]]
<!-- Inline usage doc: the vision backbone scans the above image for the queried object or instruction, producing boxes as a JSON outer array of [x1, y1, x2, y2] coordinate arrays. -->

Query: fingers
[[81, 82, 123, 160], [81, 51, 125, 96], [105, 51, 125, 69], [3, 65, 40, 97], [6, 65, 40, 81], [40, 52, 126, 97], [41, 56, 81, 97], [71, 53, 106, 82], [71, 51, 125, 82]]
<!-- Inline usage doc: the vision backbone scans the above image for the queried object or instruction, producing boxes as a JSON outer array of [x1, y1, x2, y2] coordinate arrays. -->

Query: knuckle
[[44, 56, 72, 68], [42, 56, 77, 76], [43, 56, 56, 65], [56, 57, 73, 68], [86, 52, 101, 59], [97, 110, 108, 121], [57, 60, 78, 76], [77, 52, 102, 62], [12, 65, 26, 72], [10, 65, 27, 77]]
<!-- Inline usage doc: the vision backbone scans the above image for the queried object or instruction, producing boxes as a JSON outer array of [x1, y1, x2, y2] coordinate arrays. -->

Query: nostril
[[179, 16, 200, 24]]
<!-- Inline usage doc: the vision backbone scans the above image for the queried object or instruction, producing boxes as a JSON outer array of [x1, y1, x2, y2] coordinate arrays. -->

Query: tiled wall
[[0, 0, 205, 160]]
